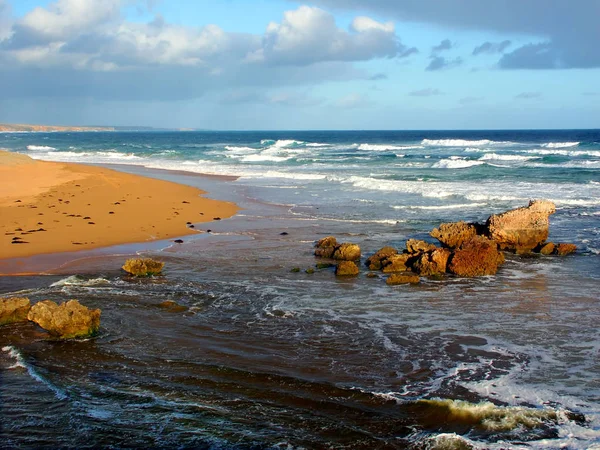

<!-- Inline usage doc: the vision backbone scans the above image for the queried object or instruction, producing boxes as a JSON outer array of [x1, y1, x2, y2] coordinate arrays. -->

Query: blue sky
[[0, 0, 598, 129]]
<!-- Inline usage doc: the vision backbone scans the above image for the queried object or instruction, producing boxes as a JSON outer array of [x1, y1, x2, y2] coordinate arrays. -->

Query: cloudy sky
[[0, 0, 598, 129]]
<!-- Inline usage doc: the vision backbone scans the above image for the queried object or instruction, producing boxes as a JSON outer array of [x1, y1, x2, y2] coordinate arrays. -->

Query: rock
[[386, 272, 420, 285], [316, 262, 334, 269], [365, 246, 397, 270], [158, 300, 188, 313], [447, 236, 505, 277], [305, 268, 315, 274], [314, 236, 338, 258], [381, 254, 412, 273], [486, 200, 556, 253], [537, 242, 556, 255], [366, 272, 379, 278], [555, 243, 577, 256], [290, 267, 301, 273], [332, 243, 361, 261], [406, 239, 437, 254], [412, 248, 451, 276], [430, 221, 478, 249], [335, 261, 359, 277], [27, 300, 101, 339], [122, 258, 165, 276], [0, 297, 31, 326]]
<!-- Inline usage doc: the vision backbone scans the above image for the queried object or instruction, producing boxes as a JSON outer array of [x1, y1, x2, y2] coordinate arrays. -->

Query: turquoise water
[[1, 130, 599, 448]]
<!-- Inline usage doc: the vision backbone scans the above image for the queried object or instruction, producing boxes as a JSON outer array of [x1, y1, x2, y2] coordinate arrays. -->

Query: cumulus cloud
[[515, 91, 542, 99], [431, 38, 452, 54], [0, 1, 415, 101], [472, 40, 511, 55], [304, 0, 600, 69], [408, 88, 443, 97], [426, 56, 462, 71]]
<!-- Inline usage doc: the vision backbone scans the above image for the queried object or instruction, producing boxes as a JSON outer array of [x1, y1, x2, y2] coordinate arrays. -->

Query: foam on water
[[478, 153, 539, 161], [50, 275, 111, 287], [422, 139, 514, 147], [432, 159, 486, 169], [358, 143, 423, 151], [27, 145, 57, 151], [541, 142, 580, 148]]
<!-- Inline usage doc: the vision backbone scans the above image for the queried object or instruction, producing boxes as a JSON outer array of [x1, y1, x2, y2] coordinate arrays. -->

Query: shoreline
[[0, 151, 239, 274]]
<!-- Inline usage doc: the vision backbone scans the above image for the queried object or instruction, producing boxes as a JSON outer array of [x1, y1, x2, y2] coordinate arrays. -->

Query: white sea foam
[[432, 159, 485, 169], [358, 143, 423, 151], [541, 142, 580, 148], [422, 139, 513, 147], [240, 154, 292, 163], [305, 142, 331, 147], [268, 139, 304, 148], [50, 275, 110, 287], [393, 202, 487, 210], [224, 146, 256, 153], [26, 145, 56, 151], [478, 153, 539, 161], [524, 149, 600, 157]]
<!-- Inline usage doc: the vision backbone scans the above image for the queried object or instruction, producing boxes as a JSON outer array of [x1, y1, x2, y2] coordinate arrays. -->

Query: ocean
[[1, 129, 599, 449]]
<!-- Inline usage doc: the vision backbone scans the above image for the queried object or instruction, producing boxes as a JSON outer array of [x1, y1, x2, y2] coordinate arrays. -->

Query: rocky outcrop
[[405, 239, 437, 254], [315, 236, 338, 258], [27, 300, 101, 339], [537, 242, 556, 255], [447, 236, 505, 277], [486, 200, 556, 253], [0, 297, 31, 326], [335, 261, 359, 277], [386, 273, 420, 285], [333, 243, 361, 261], [365, 246, 397, 270], [430, 221, 478, 249], [412, 248, 451, 276], [382, 254, 412, 273], [555, 243, 577, 256], [122, 258, 165, 276]]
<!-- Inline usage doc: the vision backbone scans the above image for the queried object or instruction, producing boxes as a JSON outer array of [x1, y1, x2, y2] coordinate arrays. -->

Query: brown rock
[[447, 236, 505, 277], [335, 261, 359, 277], [406, 239, 437, 254], [332, 243, 361, 261], [122, 258, 164, 276], [365, 246, 397, 270], [537, 242, 556, 255], [430, 221, 478, 249], [382, 254, 412, 273], [386, 272, 420, 285], [486, 200, 556, 253], [158, 300, 188, 313], [413, 248, 451, 276], [0, 297, 31, 326], [27, 300, 101, 339], [314, 236, 338, 258], [555, 243, 577, 256]]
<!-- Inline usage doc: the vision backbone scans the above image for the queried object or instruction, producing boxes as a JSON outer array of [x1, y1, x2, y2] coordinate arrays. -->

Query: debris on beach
[[27, 299, 101, 339], [122, 258, 165, 277]]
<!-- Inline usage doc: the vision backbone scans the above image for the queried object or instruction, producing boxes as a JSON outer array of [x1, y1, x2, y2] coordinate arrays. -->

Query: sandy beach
[[0, 150, 239, 264]]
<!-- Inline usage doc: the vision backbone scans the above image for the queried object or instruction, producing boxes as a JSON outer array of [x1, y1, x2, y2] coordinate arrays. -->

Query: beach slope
[[0, 151, 238, 260]]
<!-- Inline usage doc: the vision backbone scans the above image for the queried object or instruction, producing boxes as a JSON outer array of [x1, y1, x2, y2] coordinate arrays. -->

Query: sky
[[0, 0, 599, 130]]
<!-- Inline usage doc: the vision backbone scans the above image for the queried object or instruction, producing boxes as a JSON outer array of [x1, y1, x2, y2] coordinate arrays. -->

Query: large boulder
[[315, 236, 338, 258], [405, 239, 437, 254], [430, 221, 478, 249], [0, 297, 31, 326], [332, 243, 361, 261], [27, 300, 101, 339], [365, 246, 397, 270], [486, 200, 556, 253], [412, 248, 451, 276], [386, 272, 420, 285], [335, 261, 359, 277], [122, 258, 165, 277], [447, 236, 505, 277], [382, 254, 412, 273]]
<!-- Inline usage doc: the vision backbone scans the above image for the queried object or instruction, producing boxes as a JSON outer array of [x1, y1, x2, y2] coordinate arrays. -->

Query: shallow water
[[1, 130, 600, 448]]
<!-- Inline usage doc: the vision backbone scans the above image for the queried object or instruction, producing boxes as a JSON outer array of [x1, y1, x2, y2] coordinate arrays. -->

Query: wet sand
[[0, 151, 239, 267]]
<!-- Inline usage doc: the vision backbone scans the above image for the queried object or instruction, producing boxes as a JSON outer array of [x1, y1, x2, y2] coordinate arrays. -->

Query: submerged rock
[[447, 236, 505, 277], [0, 297, 31, 326], [335, 261, 359, 277], [405, 239, 437, 254], [122, 258, 165, 277], [27, 300, 101, 339], [158, 300, 188, 313], [386, 272, 420, 285], [486, 200, 556, 253], [332, 243, 361, 261], [365, 246, 398, 270], [430, 221, 478, 249], [412, 248, 451, 276]]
